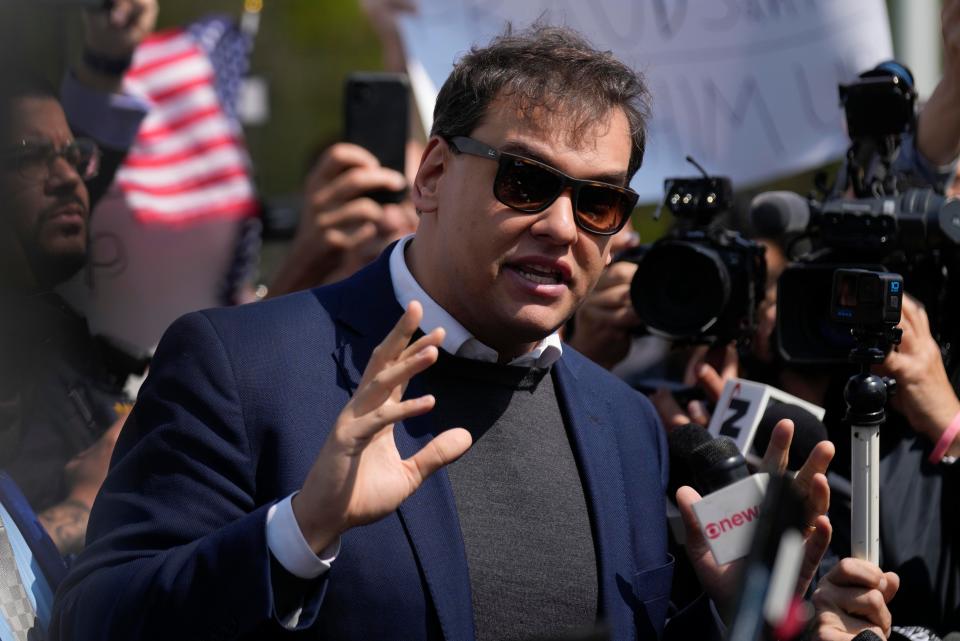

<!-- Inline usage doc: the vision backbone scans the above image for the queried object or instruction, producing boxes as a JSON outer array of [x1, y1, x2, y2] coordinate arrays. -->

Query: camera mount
[[843, 324, 901, 564]]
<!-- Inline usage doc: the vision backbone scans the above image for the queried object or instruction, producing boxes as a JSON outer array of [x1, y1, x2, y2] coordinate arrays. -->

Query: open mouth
[[514, 264, 565, 285]]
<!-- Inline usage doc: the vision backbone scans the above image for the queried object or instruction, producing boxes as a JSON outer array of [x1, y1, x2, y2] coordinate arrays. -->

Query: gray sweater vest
[[423, 351, 598, 641]]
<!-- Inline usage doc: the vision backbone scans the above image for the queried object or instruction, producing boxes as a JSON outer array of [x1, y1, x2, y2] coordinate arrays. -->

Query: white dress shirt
[[266, 235, 563, 579]]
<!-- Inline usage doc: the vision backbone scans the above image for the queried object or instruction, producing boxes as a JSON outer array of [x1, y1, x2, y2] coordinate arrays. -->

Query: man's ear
[[412, 136, 446, 215]]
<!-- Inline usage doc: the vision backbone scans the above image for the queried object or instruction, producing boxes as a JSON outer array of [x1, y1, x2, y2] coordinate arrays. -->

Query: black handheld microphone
[[685, 432, 770, 565], [667, 423, 714, 495], [689, 436, 750, 494]]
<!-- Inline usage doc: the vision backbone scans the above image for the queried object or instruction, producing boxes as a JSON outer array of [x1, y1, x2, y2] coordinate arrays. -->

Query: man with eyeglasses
[[51, 25, 856, 641], [0, 0, 156, 560]]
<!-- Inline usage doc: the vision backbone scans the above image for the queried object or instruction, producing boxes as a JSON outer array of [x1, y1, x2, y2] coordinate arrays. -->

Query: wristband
[[928, 409, 960, 464], [82, 48, 133, 77]]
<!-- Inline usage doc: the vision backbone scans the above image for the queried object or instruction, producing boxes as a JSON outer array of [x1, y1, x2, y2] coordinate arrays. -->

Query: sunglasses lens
[[72, 141, 100, 180], [576, 185, 635, 233], [495, 157, 562, 211], [15, 142, 53, 181]]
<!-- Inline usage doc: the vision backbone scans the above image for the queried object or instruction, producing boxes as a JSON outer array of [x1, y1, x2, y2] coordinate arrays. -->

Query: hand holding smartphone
[[343, 72, 410, 205]]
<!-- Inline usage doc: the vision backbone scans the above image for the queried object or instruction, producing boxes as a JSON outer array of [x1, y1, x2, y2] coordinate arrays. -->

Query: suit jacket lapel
[[554, 356, 637, 641], [394, 375, 475, 641], [329, 247, 475, 641]]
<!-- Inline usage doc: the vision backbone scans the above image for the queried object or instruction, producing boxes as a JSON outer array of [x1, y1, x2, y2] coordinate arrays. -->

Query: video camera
[[754, 62, 960, 364], [832, 268, 903, 333], [621, 159, 767, 345]]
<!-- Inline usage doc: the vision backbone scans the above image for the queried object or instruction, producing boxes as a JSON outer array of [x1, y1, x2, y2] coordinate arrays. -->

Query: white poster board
[[57, 184, 240, 357], [399, 0, 893, 201]]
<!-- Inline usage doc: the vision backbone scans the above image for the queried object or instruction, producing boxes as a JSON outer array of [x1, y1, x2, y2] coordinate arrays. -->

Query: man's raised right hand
[[291, 301, 472, 554]]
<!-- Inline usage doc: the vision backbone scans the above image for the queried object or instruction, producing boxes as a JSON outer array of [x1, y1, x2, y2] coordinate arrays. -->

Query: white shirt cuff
[[265, 493, 340, 579]]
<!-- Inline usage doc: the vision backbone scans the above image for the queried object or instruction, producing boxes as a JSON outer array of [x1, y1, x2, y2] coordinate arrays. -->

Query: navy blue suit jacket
[[51, 248, 704, 641]]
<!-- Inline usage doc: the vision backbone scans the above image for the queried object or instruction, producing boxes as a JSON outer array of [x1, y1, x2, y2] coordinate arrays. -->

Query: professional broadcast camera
[[623, 160, 767, 345], [753, 62, 960, 365]]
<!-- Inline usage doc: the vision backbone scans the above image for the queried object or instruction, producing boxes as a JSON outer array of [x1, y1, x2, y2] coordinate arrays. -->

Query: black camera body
[[771, 60, 960, 365], [839, 66, 916, 141], [776, 190, 960, 364], [831, 268, 903, 328], [817, 190, 960, 253], [626, 174, 766, 345], [837, 61, 920, 199]]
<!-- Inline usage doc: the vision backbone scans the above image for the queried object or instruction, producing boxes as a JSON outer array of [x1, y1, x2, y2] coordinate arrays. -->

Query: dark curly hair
[[431, 24, 651, 179]]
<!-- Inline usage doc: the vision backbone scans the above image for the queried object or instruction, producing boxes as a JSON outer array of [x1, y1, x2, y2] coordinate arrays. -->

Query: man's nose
[[531, 189, 578, 244], [45, 154, 83, 192]]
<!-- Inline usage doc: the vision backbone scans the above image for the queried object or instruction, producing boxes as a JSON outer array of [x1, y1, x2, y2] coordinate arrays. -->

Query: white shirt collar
[[388, 235, 562, 368]]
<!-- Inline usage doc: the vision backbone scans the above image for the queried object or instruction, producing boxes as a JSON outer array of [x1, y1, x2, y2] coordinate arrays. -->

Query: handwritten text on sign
[[399, 0, 893, 200]]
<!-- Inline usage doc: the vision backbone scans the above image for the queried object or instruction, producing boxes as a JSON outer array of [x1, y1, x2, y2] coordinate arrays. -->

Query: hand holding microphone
[[675, 418, 834, 614]]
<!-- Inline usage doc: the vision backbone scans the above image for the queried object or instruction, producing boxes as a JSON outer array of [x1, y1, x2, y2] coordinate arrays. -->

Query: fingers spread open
[[799, 472, 831, 525], [794, 440, 835, 497], [348, 394, 437, 440], [760, 419, 794, 473], [797, 514, 832, 595], [354, 345, 438, 414], [365, 302, 424, 375], [399, 327, 445, 361], [405, 427, 473, 485]]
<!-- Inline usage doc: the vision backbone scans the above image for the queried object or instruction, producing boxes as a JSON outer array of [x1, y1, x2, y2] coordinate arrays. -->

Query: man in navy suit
[[50, 25, 848, 641]]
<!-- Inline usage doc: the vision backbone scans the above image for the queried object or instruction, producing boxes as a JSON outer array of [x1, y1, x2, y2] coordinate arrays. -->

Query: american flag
[[116, 16, 258, 225]]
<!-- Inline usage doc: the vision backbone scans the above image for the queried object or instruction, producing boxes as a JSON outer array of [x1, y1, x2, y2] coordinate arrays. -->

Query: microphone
[[850, 632, 883, 641], [708, 378, 826, 470], [688, 435, 770, 564], [666, 424, 714, 544], [689, 435, 750, 494], [750, 191, 810, 238], [667, 423, 713, 495]]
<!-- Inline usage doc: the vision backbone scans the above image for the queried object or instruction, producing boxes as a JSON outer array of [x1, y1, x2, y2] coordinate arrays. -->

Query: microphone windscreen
[[667, 424, 713, 494], [850, 632, 883, 641], [691, 436, 742, 468], [753, 401, 829, 470], [669, 423, 714, 458], [750, 191, 810, 238], [690, 437, 749, 494]]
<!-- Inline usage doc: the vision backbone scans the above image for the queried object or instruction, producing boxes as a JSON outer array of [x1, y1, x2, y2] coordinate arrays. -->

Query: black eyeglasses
[[447, 136, 638, 236], [3, 138, 101, 182]]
